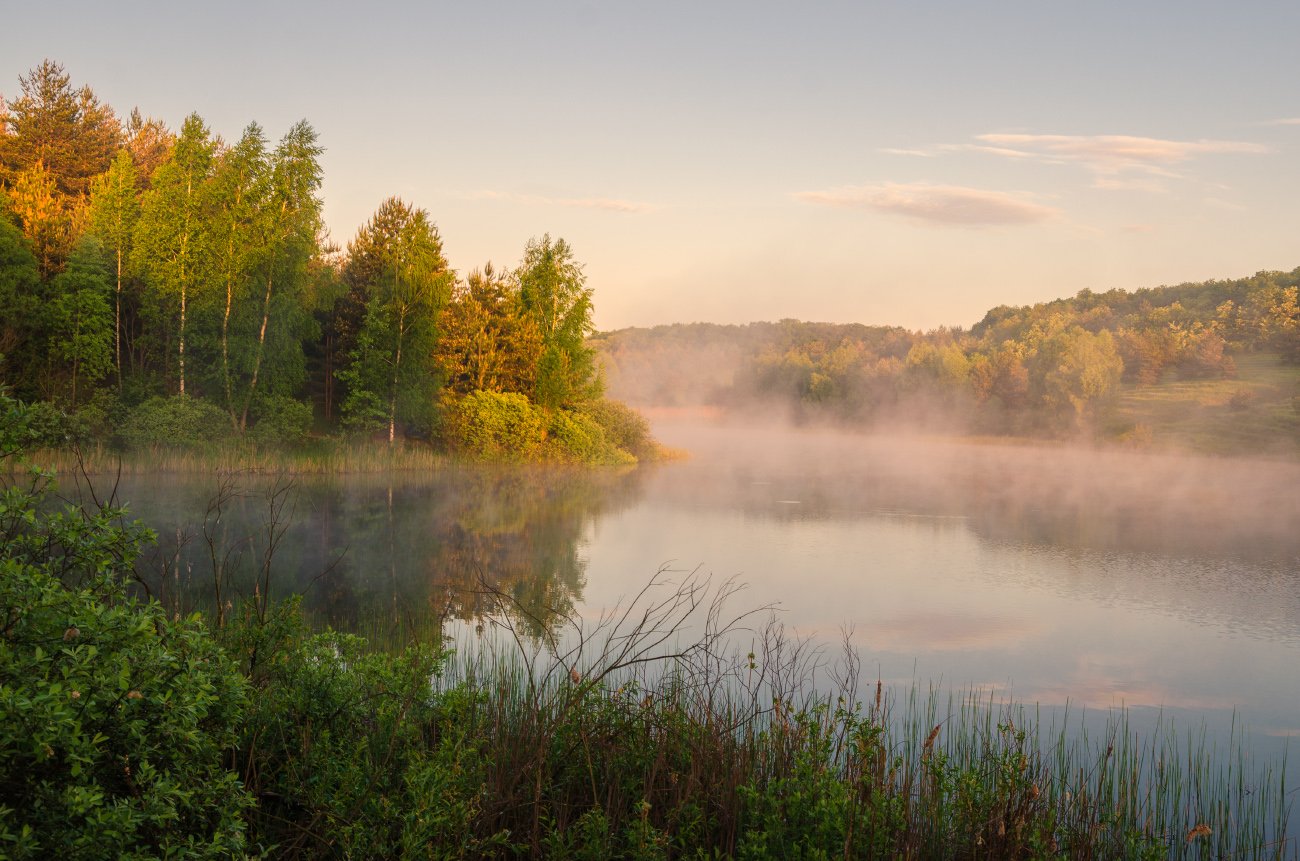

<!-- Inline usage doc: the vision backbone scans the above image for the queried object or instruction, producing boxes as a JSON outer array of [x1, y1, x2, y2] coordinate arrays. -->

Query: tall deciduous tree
[[236, 120, 322, 430], [208, 123, 269, 421], [87, 148, 140, 388], [1029, 327, 1124, 431], [516, 235, 600, 409], [340, 197, 452, 441], [133, 113, 216, 395]]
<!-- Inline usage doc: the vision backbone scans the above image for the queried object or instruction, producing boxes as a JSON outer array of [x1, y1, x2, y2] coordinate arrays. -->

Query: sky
[[6, 0, 1299, 331]]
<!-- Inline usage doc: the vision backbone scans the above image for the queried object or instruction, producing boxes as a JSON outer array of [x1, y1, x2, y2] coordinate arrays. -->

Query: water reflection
[[112, 465, 647, 641], [90, 421, 1300, 742]]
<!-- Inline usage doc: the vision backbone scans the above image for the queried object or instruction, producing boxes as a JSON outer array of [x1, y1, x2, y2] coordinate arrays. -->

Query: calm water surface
[[111, 421, 1300, 757]]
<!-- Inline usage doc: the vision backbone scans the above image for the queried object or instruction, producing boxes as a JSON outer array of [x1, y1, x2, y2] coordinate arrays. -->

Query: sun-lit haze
[[9, 0, 1298, 330]]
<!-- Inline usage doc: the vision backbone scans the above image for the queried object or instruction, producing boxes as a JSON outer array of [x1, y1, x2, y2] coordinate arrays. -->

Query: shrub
[[546, 408, 635, 465], [117, 395, 232, 450], [578, 398, 661, 461], [447, 390, 547, 461], [13, 399, 75, 448], [0, 565, 252, 859], [249, 394, 313, 448], [0, 390, 252, 858]]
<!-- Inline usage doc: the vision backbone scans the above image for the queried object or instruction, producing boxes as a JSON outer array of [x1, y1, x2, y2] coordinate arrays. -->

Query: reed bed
[[17, 439, 449, 475], [415, 572, 1295, 859]]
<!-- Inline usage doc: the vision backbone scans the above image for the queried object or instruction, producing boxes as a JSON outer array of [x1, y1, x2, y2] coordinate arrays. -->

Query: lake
[[105, 419, 1299, 770]]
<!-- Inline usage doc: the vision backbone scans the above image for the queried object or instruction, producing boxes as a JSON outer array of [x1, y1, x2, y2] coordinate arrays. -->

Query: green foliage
[[218, 603, 470, 859], [48, 235, 114, 405], [249, 394, 312, 448], [0, 563, 252, 860], [117, 394, 231, 450], [546, 408, 635, 465], [0, 391, 251, 859], [517, 235, 601, 409], [447, 390, 546, 461], [578, 398, 660, 461], [338, 197, 452, 442], [0, 200, 43, 398], [1029, 326, 1124, 431]]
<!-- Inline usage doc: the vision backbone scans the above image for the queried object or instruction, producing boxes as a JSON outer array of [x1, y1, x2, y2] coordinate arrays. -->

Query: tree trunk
[[240, 271, 274, 431]]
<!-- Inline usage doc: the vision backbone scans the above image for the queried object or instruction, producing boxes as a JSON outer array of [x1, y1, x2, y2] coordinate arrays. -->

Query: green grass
[[1110, 352, 1300, 457]]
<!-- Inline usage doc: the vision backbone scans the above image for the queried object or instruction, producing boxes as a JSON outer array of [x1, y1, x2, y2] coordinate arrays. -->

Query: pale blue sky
[[7, 0, 1299, 330]]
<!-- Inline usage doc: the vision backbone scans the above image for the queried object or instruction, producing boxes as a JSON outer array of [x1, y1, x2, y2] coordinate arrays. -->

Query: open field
[[1110, 353, 1300, 457]]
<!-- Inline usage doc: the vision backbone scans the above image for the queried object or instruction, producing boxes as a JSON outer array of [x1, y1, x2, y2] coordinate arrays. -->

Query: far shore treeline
[[0, 61, 656, 465], [3, 60, 1300, 463], [597, 268, 1300, 444]]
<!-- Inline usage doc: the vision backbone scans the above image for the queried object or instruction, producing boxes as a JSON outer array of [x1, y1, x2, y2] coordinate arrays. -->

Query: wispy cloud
[[973, 133, 1270, 182], [879, 147, 936, 158], [1262, 117, 1300, 126], [893, 132, 1271, 191], [472, 190, 658, 213], [795, 182, 1058, 226]]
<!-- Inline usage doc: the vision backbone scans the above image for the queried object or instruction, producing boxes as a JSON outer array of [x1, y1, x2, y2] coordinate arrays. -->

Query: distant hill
[[593, 267, 1300, 456]]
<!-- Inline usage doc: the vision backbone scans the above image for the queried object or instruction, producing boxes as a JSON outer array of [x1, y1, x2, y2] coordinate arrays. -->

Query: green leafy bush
[[0, 564, 252, 860], [0, 390, 252, 859], [546, 408, 634, 465], [578, 398, 661, 461], [217, 604, 496, 859], [249, 394, 313, 448], [117, 395, 232, 450], [447, 390, 547, 461]]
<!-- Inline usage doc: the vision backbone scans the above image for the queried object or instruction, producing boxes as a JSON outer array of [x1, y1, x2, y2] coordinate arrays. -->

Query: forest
[[3, 59, 1299, 462], [597, 270, 1300, 446], [0, 60, 654, 465]]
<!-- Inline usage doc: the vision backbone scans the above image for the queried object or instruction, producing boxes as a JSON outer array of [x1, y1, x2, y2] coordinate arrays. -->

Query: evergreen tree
[[7, 159, 69, 280], [124, 108, 172, 190], [436, 263, 542, 397], [0, 59, 120, 199], [47, 235, 113, 406], [339, 198, 452, 441], [0, 205, 42, 396]]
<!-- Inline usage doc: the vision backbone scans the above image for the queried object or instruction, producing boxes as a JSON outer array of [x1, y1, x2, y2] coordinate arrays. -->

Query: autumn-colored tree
[[435, 263, 542, 397], [7, 159, 70, 279]]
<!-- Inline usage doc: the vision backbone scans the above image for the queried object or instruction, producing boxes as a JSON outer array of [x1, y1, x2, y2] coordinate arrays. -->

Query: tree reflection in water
[[119, 464, 648, 644]]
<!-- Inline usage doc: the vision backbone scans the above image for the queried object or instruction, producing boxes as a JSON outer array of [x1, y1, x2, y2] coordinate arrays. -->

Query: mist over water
[[105, 417, 1299, 772]]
